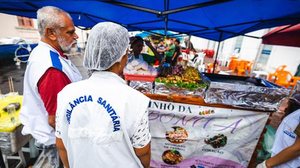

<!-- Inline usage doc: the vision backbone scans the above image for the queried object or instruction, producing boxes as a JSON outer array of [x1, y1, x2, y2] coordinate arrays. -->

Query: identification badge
[[294, 123, 300, 137]]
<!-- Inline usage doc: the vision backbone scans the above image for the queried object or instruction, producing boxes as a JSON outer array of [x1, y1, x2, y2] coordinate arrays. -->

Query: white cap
[[83, 22, 129, 70]]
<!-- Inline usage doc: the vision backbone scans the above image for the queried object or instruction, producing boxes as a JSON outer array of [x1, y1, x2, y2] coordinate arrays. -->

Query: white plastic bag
[[33, 147, 59, 168]]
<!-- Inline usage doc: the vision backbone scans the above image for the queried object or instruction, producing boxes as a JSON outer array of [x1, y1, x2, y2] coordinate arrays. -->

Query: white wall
[[219, 38, 236, 62], [190, 36, 210, 50], [266, 45, 300, 74], [239, 29, 266, 61], [0, 13, 89, 48], [0, 13, 40, 42], [181, 28, 300, 76]]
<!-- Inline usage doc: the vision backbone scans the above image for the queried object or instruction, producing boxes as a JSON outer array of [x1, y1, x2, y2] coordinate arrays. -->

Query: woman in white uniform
[[257, 94, 300, 168], [55, 22, 151, 168]]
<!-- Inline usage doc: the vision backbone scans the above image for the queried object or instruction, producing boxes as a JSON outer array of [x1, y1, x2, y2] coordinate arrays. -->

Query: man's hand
[[48, 115, 55, 128], [134, 143, 151, 168], [56, 138, 70, 168]]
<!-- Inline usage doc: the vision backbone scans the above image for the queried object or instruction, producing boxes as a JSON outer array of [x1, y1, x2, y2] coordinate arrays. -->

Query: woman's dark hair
[[284, 93, 300, 117], [129, 36, 143, 45]]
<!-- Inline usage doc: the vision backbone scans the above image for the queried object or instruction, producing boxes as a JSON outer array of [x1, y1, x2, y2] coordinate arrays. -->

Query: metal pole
[[213, 32, 223, 73], [251, 28, 272, 75], [186, 35, 191, 49], [162, 0, 231, 15], [164, 0, 169, 36], [251, 43, 264, 74], [0, 149, 5, 168], [104, 1, 160, 15]]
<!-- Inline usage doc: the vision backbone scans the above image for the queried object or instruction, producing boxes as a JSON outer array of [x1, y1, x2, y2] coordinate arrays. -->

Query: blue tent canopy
[[0, 0, 300, 41]]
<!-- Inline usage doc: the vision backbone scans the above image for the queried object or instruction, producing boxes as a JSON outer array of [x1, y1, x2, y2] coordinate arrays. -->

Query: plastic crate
[[124, 74, 156, 82]]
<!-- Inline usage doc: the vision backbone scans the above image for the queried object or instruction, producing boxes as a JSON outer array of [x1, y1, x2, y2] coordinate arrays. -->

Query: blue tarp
[[136, 30, 184, 40], [0, 0, 300, 41]]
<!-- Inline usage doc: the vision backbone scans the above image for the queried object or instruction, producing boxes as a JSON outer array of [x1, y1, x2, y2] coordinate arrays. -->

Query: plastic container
[[0, 125, 31, 155], [0, 95, 23, 132], [124, 74, 156, 82]]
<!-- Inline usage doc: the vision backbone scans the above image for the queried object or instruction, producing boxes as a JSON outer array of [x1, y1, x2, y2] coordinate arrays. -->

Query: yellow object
[[228, 57, 238, 71], [267, 65, 299, 88], [237, 60, 252, 76], [147, 46, 155, 56], [290, 76, 300, 88], [0, 94, 23, 132]]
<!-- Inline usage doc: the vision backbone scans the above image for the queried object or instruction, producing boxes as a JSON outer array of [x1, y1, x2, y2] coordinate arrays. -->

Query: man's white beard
[[58, 37, 76, 53]]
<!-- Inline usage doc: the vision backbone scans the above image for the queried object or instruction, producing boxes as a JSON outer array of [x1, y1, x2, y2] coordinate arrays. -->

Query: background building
[[190, 29, 300, 74], [0, 13, 89, 47]]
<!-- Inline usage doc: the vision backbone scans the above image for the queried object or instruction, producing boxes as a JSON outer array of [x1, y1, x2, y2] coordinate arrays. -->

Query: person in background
[[171, 38, 181, 66], [257, 94, 300, 168], [56, 22, 151, 168], [128, 36, 160, 65], [164, 38, 175, 64], [128, 36, 145, 62], [20, 6, 82, 167], [184, 37, 196, 53], [156, 39, 166, 63]]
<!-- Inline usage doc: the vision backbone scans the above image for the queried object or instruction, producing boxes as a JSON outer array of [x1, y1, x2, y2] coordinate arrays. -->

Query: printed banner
[[148, 100, 269, 168]]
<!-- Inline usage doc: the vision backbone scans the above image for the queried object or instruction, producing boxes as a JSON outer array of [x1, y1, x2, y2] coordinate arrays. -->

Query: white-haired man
[[20, 6, 82, 167]]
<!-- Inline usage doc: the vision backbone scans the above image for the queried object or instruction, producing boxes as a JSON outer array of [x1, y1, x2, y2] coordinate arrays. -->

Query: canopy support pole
[[164, 0, 170, 36], [251, 43, 264, 75], [104, 1, 160, 15], [187, 35, 191, 49], [213, 32, 223, 73], [162, 0, 231, 15]]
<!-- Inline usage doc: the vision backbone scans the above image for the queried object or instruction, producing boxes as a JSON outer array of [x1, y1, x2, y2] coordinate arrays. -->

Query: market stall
[[125, 60, 289, 167]]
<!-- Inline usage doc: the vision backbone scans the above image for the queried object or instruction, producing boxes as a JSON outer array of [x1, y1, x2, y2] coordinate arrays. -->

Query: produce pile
[[156, 66, 207, 90]]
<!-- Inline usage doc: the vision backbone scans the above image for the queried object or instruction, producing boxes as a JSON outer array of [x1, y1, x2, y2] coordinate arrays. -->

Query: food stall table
[[126, 62, 288, 167], [134, 71, 289, 168]]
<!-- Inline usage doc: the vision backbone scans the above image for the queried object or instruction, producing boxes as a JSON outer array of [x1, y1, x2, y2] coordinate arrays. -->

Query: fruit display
[[172, 65, 184, 75], [156, 66, 207, 90]]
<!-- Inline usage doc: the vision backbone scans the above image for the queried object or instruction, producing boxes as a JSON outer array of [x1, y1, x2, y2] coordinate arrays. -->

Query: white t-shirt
[[55, 71, 150, 168], [271, 109, 300, 168], [128, 53, 144, 63], [20, 41, 82, 145]]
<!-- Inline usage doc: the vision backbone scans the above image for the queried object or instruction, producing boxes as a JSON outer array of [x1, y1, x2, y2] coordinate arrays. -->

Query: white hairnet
[[83, 22, 129, 71]]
